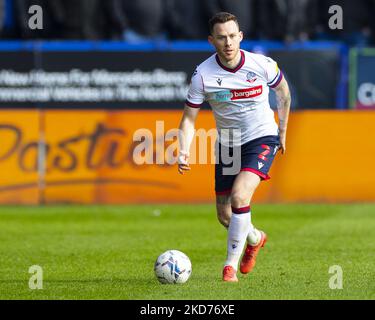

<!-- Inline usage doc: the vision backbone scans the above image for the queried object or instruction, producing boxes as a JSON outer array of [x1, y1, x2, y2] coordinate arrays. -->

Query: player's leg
[[216, 194, 231, 228], [216, 177, 264, 278], [216, 183, 260, 245], [223, 171, 260, 279], [239, 188, 267, 275], [216, 192, 261, 245], [215, 142, 241, 281], [238, 136, 280, 274], [233, 171, 263, 246], [215, 141, 235, 229]]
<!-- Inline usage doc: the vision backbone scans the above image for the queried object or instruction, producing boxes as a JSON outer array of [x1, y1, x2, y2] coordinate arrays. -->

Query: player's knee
[[231, 191, 249, 208]]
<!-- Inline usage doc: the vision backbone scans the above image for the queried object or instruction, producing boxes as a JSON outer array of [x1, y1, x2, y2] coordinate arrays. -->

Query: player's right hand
[[178, 151, 191, 175]]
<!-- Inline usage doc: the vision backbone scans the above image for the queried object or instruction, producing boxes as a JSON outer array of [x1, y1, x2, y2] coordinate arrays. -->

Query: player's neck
[[217, 50, 242, 69]]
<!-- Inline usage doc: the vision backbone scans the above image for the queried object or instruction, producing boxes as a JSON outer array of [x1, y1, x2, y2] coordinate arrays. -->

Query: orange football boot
[[222, 265, 238, 282], [240, 231, 267, 274]]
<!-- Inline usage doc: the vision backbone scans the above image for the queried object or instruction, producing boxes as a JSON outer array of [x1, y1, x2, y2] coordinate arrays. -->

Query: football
[[154, 250, 192, 284]]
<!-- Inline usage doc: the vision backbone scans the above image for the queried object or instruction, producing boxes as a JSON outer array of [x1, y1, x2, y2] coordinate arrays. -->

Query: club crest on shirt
[[246, 71, 257, 83]]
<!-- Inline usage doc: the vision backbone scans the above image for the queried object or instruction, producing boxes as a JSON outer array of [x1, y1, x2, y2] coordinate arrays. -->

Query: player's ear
[[208, 35, 214, 44], [239, 31, 243, 42]]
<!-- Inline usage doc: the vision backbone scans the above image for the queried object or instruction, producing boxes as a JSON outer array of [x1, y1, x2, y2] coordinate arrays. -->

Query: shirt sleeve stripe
[[269, 71, 283, 88], [267, 69, 281, 86], [185, 100, 202, 108]]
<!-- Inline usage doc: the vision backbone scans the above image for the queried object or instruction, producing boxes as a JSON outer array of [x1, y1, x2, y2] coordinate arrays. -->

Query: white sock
[[225, 206, 251, 270]]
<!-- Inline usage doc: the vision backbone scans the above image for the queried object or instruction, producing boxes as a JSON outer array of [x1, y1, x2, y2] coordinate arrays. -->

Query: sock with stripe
[[224, 205, 251, 270]]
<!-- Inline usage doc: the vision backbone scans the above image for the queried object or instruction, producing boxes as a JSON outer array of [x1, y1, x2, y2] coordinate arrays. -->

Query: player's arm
[[178, 105, 200, 174], [272, 76, 291, 154]]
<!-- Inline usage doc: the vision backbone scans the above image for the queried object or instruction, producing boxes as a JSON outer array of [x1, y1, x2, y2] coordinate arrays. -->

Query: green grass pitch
[[0, 204, 374, 300]]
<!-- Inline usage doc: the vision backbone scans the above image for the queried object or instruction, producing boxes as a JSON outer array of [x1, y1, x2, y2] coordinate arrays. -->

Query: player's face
[[209, 21, 243, 63]]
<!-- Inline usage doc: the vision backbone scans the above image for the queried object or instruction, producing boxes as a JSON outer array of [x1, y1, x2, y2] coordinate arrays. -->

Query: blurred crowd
[[0, 0, 374, 46]]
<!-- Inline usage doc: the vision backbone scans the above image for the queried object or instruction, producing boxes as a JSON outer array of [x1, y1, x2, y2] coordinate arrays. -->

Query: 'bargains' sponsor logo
[[215, 86, 262, 102], [231, 86, 262, 100]]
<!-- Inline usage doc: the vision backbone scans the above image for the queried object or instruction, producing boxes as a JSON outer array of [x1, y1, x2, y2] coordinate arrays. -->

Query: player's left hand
[[178, 151, 191, 174]]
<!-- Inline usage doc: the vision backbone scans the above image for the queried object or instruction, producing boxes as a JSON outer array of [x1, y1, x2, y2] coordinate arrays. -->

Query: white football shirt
[[186, 49, 282, 146]]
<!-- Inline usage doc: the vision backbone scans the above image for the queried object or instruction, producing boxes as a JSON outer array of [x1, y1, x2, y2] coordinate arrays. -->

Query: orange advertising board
[[0, 110, 217, 204], [43, 110, 217, 204], [0, 110, 40, 204], [0, 110, 374, 204]]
